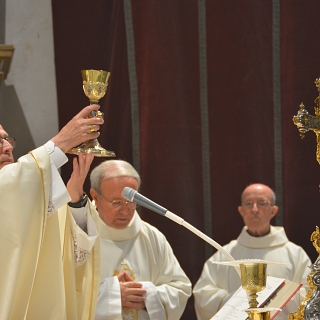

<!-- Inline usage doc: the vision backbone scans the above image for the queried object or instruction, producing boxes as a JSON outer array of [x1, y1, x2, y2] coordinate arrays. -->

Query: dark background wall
[[52, 1, 320, 318]]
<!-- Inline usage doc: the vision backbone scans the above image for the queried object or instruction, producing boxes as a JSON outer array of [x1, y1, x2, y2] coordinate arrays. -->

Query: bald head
[[241, 184, 276, 205], [238, 183, 278, 237]]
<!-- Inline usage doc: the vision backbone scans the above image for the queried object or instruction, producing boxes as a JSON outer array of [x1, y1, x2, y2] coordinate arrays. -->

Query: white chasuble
[[95, 212, 191, 320], [0, 146, 100, 319]]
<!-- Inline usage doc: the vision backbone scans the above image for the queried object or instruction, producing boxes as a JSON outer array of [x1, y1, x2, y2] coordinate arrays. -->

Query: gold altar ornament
[[67, 69, 116, 157], [290, 226, 320, 319], [293, 78, 320, 164]]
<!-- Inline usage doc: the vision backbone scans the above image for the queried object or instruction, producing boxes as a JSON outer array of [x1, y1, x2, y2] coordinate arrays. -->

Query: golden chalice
[[241, 263, 267, 308], [68, 69, 116, 157], [213, 259, 287, 319], [241, 262, 271, 320]]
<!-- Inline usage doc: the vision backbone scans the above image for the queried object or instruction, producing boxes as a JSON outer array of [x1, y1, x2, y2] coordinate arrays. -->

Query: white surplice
[[193, 226, 311, 320], [95, 212, 191, 320]]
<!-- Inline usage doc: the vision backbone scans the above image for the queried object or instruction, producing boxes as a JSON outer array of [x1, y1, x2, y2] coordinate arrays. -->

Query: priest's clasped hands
[[118, 270, 147, 311]]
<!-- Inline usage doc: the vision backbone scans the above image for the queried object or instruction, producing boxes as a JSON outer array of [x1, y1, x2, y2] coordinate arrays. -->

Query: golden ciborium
[[68, 69, 116, 157]]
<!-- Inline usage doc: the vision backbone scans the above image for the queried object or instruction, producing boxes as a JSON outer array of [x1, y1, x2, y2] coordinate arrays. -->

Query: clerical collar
[[238, 226, 288, 248], [98, 211, 142, 241]]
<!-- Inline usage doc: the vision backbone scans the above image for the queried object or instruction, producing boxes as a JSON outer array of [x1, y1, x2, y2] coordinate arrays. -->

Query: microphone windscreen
[[121, 187, 167, 216], [122, 187, 136, 202]]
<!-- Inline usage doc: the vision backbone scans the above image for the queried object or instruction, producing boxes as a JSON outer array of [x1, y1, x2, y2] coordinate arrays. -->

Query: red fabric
[[281, 1, 320, 260], [52, 1, 320, 318], [206, 0, 275, 247]]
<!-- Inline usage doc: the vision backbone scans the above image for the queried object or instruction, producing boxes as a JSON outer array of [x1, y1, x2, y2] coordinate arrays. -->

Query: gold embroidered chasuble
[[0, 146, 100, 319]]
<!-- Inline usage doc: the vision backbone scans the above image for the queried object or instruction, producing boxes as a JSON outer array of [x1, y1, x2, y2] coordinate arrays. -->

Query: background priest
[[193, 183, 311, 320]]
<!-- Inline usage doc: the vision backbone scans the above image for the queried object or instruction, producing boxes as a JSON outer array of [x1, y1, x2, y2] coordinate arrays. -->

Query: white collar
[[98, 211, 141, 241]]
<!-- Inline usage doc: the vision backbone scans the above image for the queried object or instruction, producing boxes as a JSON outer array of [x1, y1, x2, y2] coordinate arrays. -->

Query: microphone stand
[[163, 210, 240, 277], [122, 186, 240, 277]]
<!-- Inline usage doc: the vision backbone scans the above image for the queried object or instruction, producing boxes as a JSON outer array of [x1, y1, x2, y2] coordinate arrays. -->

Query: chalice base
[[67, 139, 116, 157], [245, 309, 271, 320], [289, 313, 303, 320]]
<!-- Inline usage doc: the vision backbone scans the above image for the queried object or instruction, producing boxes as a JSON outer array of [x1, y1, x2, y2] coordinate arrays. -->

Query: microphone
[[121, 187, 239, 274], [122, 187, 184, 225], [122, 187, 167, 216]]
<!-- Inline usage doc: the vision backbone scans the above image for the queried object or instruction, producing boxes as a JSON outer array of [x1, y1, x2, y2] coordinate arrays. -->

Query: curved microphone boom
[[121, 187, 240, 277]]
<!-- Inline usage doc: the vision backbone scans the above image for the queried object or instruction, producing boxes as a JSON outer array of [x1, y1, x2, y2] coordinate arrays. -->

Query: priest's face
[[238, 184, 278, 237], [0, 125, 14, 170], [91, 176, 139, 229]]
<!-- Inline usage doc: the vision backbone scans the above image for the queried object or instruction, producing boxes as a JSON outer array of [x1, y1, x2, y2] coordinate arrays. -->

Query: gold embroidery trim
[[72, 234, 91, 265], [29, 151, 47, 247], [88, 247, 95, 320], [25, 150, 48, 314]]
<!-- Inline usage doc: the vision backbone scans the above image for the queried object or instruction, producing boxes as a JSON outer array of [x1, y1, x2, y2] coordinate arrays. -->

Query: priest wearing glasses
[[89, 159, 191, 320], [193, 183, 311, 320]]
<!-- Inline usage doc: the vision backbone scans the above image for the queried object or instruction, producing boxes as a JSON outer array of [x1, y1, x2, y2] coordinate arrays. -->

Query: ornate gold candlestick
[[289, 226, 320, 319], [68, 69, 116, 157], [293, 78, 320, 164]]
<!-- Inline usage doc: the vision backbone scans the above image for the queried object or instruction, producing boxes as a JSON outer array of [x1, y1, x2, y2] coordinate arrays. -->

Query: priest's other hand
[[51, 104, 104, 153], [67, 153, 94, 202], [118, 271, 147, 310]]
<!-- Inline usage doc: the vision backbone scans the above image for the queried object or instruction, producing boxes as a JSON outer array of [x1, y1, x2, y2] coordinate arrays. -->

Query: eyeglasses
[[0, 137, 16, 149], [100, 194, 138, 210], [242, 200, 272, 209]]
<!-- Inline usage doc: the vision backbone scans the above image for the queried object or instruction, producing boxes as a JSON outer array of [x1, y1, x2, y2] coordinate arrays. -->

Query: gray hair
[[90, 159, 141, 195], [270, 190, 276, 205]]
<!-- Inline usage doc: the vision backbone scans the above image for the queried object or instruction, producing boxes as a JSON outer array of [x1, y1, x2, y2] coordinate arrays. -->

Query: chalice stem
[[248, 292, 259, 308]]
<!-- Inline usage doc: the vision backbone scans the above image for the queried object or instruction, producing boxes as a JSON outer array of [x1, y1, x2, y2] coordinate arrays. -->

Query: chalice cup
[[68, 69, 116, 157], [241, 262, 270, 320]]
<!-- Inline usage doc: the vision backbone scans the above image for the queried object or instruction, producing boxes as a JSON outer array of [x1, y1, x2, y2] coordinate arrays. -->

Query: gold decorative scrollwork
[[293, 80, 320, 164], [0, 44, 15, 83]]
